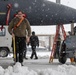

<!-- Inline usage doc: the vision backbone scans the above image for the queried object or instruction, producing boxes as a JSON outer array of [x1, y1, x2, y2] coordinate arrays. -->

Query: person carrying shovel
[[8, 10, 31, 66]]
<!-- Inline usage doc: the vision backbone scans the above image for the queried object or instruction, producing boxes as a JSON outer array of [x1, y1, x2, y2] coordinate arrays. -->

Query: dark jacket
[[8, 17, 31, 37], [30, 35, 39, 46]]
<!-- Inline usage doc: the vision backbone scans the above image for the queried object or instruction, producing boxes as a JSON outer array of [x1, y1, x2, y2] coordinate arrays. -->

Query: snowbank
[[0, 62, 76, 75]]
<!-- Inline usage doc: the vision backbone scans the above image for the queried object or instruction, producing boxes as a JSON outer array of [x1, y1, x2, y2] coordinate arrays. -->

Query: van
[[0, 25, 12, 57]]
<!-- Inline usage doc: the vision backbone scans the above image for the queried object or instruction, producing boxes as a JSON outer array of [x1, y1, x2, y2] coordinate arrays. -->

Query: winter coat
[[8, 17, 31, 37], [30, 35, 39, 46]]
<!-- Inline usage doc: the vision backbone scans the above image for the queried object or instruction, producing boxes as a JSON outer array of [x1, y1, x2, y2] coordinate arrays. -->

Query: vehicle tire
[[58, 41, 67, 64], [59, 55, 67, 64], [0, 48, 9, 57]]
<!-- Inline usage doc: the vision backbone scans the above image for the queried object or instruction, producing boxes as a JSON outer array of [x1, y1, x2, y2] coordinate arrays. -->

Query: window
[[0, 27, 6, 36]]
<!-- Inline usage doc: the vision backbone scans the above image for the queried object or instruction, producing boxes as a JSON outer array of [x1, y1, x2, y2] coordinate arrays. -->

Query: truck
[[0, 25, 12, 57]]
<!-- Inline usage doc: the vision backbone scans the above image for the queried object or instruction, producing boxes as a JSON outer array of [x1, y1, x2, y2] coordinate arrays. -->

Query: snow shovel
[[13, 36, 16, 62]]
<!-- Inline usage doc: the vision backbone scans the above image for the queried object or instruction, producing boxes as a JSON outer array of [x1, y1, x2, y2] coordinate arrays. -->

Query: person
[[29, 31, 39, 59], [8, 10, 31, 65]]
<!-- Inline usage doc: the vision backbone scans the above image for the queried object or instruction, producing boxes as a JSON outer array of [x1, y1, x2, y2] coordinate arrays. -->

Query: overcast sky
[[31, 0, 76, 35]]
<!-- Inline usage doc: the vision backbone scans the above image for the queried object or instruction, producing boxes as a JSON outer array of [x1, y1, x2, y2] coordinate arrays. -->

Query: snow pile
[[0, 62, 76, 75], [37, 64, 76, 75], [0, 62, 37, 75]]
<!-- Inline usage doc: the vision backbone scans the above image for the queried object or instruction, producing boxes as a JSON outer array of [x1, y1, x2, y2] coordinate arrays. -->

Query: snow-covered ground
[[0, 51, 76, 75], [7, 50, 51, 59], [0, 62, 76, 75]]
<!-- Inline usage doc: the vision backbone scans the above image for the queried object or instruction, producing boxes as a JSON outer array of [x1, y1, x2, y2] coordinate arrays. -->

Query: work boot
[[25, 57, 28, 60], [30, 57, 33, 59], [21, 63, 24, 66], [34, 57, 38, 59]]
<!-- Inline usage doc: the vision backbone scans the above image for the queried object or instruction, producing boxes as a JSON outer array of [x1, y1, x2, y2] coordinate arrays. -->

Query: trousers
[[30, 45, 38, 58], [14, 36, 26, 63]]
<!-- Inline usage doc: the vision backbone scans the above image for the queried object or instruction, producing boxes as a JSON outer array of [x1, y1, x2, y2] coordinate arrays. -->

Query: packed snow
[[0, 51, 76, 75], [0, 62, 76, 75]]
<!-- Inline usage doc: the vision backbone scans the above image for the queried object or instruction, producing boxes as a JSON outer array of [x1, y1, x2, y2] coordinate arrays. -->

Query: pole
[[56, 0, 61, 4], [56, 0, 61, 29], [71, 22, 74, 35]]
